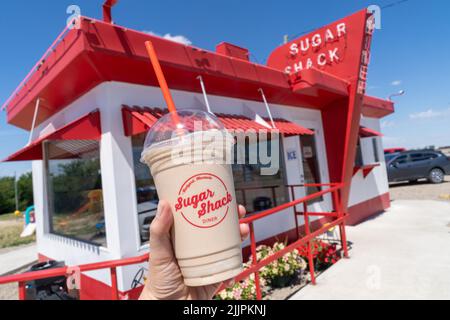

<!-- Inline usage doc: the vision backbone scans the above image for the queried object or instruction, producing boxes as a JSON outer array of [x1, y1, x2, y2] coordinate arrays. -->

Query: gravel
[[0, 266, 29, 300], [389, 176, 450, 201]]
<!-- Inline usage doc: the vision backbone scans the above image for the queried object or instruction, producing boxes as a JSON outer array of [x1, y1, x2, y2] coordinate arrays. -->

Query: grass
[[0, 213, 36, 249], [0, 213, 16, 221]]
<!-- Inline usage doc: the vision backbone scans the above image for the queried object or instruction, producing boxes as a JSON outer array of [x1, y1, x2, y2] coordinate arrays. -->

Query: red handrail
[[0, 183, 348, 300], [218, 182, 348, 299], [0, 254, 149, 300]]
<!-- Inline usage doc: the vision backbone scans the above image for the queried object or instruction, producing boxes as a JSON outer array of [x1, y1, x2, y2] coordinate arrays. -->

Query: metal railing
[[220, 182, 348, 299], [0, 253, 149, 300], [0, 183, 348, 300]]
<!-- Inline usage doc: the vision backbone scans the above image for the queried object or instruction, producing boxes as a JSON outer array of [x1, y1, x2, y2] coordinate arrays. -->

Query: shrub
[[215, 242, 307, 299], [297, 240, 340, 271], [215, 273, 267, 300], [250, 243, 306, 287]]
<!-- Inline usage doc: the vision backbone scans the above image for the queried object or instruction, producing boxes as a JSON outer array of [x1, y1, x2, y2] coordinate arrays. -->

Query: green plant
[[251, 243, 307, 287], [298, 240, 340, 271], [215, 273, 267, 300]]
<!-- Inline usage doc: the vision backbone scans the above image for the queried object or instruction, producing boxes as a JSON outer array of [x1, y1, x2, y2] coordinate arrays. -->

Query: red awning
[[3, 111, 101, 162], [359, 126, 383, 138], [122, 105, 314, 137], [268, 118, 314, 136]]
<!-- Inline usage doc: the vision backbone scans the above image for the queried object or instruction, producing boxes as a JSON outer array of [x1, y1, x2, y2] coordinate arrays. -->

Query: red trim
[[359, 126, 383, 138], [384, 148, 406, 154], [362, 95, 394, 118], [347, 192, 390, 226], [102, 0, 118, 23], [5, 15, 392, 131], [216, 42, 250, 61], [31, 192, 388, 300], [353, 163, 380, 178], [3, 110, 101, 162]]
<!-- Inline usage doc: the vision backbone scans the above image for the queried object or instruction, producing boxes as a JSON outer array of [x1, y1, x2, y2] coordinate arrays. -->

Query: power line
[[287, 0, 412, 41]]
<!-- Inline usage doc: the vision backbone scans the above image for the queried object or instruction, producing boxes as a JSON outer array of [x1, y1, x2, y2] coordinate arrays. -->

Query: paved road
[[291, 200, 450, 300], [0, 244, 37, 276], [389, 176, 450, 201]]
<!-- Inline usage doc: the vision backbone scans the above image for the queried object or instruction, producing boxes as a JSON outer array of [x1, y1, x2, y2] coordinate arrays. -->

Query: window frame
[[43, 139, 107, 248]]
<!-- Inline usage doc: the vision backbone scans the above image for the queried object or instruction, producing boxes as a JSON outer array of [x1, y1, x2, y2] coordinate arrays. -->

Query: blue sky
[[1, 0, 449, 177]]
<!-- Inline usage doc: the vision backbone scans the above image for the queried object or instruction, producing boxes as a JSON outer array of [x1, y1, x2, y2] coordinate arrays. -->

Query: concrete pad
[[0, 244, 37, 276], [290, 200, 450, 300]]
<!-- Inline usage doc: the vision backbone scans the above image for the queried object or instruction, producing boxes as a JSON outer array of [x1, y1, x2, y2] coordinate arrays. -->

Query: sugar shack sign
[[267, 9, 373, 93], [281, 22, 347, 74]]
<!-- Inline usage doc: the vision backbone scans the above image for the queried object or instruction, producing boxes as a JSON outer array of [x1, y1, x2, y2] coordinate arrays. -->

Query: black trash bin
[[25, 261, 76, 300]]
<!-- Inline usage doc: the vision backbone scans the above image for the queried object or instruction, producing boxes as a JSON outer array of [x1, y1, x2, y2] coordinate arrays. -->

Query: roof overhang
[[4, 17, 394, 131]]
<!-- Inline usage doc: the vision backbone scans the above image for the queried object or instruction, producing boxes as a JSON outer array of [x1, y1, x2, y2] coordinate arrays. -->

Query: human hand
[[139, 200, 250, 300]]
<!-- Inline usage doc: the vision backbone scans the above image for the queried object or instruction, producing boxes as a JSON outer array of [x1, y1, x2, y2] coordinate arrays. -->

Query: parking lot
[[389, 176, 450, 201]]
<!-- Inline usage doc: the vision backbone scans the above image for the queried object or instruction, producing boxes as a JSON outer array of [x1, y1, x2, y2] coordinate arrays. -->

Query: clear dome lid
[[142, 109, 227, 153]]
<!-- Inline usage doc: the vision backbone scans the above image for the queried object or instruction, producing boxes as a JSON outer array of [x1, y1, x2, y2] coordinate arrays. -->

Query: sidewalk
[[0, 244, 37, 276], [290, 200, 450, 300]]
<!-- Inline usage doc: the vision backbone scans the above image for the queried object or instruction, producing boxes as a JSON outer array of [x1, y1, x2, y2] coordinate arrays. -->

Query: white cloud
[[381, 120, 395, 128], [409, 108, 450, 120], [391, 80, 402, 86], [142, 31, 192, 45]]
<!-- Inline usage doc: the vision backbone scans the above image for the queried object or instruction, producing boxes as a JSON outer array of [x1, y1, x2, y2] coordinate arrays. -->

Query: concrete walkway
[[291, 200, 450, 300], [0, 244, 37, 276]]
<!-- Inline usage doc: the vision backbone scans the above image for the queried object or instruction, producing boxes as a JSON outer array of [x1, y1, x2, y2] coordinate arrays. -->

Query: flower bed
[[215, 239, 342, 300]]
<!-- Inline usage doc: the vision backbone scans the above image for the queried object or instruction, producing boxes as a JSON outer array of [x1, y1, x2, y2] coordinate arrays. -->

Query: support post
[[303, 202, 316, 285], [110, 267, 119, 300], [18, 281, 26, 300], [333, 189, 349, 258], [249, 223, 262, 300]]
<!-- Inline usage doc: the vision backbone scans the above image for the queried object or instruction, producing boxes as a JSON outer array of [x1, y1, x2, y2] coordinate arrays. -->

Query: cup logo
[[175, 173, 232, 228]]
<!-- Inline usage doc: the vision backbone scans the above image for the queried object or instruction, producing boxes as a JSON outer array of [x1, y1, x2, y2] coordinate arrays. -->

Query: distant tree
[[18, 172, 34, 210], [0, 177, 15, 214], [0, 172, 34, 215]]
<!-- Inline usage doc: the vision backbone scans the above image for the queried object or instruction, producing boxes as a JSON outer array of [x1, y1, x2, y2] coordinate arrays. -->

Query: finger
[[149, 201, 175, 262], [238, 205, 246, 219], [240, 223, 250, 241]]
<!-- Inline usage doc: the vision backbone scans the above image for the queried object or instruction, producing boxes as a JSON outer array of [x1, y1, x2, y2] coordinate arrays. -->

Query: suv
[[386, 150, 450, 184]]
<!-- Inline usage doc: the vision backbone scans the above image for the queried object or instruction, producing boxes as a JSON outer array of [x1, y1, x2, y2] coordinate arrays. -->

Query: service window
[[232, 136, 288, 213], [300, 133, 323, 204], [45, 140, 106, 247], [355, 139, 364, 167], [372, 138, 380, 163]]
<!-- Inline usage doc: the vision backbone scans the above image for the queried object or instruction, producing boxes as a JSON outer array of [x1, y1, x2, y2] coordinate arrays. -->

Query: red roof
[[3, 17, 394, 131]]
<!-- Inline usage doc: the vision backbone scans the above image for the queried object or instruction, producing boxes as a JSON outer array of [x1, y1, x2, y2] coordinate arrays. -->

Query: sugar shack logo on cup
[[175, 173, 232, 228]]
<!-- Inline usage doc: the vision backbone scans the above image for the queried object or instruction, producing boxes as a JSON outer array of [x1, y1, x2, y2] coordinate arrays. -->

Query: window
[[300, 133, 323, 204], [410, 153, 425, 162], [393, 155, 408, 165], [232, 137, 288, 213], [355, 139, 364, 167], [372, 138, 380, 163], [132, 133, 159, 245], [45, 140, 106, 246]]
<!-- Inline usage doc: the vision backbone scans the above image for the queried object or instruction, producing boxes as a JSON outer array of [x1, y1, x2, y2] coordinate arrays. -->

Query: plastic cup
[[141, 110, 243, 286]]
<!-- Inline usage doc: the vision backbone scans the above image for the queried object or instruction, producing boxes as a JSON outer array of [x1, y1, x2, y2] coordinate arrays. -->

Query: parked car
[[386, 150, 450, 184]]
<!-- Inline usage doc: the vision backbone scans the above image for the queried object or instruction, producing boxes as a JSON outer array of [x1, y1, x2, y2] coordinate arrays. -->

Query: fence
[[0, 183, 347, 300]]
